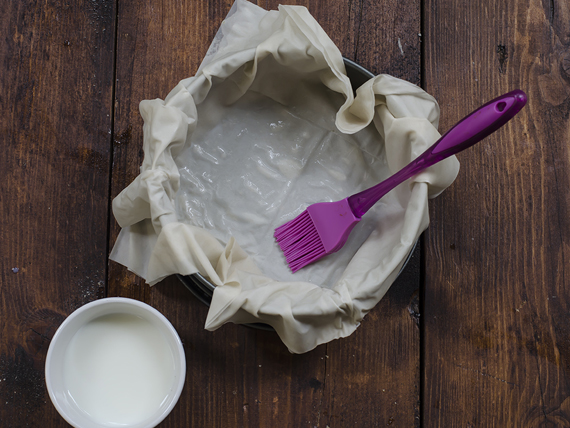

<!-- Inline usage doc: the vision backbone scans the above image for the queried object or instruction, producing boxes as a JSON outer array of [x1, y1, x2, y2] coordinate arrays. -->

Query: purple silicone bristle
[[274, 210, 326, 272], [274, 200, 360, 272]]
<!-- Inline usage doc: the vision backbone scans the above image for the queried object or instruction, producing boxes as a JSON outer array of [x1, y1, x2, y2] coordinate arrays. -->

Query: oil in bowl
[[45, 298, 186, 428]]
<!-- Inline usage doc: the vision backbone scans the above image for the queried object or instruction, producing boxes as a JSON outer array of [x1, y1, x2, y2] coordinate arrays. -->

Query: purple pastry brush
[[274, 89, 527, 272]]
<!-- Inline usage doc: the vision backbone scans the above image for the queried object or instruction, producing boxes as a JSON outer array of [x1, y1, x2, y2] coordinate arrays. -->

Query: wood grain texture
[[108, 0, 226, 301], [318, 1, 422, 425], [0, 0, 115, 426], [423, 0, 570, 426], [108, 1, 421, 426], [1, 0, 568, 425]]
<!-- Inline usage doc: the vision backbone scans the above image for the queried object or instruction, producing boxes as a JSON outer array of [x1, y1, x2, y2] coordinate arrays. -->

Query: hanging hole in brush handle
[[347, 90, 527, 218], [426, 89, 527, 162]]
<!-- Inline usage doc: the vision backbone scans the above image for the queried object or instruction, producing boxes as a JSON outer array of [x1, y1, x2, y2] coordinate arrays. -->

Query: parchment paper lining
[[110, 0, 459, 353]]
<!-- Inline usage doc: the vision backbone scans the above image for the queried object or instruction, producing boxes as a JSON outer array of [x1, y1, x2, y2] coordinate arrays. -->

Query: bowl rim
[[45, 297, 186, 428]]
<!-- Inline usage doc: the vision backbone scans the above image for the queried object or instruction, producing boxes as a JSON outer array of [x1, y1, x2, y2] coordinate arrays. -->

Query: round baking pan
[[179, 58, 416, 330]]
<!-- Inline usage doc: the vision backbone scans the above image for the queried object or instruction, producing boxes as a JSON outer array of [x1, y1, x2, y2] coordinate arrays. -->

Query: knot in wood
[[562, 51, 570, 79], [496, 44, 508, 74]]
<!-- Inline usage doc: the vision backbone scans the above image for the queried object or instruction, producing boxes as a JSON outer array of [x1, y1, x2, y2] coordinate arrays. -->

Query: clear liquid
[[63, 313, 176, 426]]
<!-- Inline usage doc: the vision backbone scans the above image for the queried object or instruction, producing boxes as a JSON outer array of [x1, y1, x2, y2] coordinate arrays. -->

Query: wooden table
[[1, 0, 567, 426]]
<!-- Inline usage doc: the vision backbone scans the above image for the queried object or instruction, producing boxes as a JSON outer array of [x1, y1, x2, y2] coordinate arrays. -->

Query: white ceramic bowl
[[45, 297, 186, 428]]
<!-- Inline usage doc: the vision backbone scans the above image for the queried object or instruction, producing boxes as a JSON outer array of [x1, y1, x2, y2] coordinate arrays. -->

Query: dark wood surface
[[423, 1, 570, 426], [0, 0, 567, 427]]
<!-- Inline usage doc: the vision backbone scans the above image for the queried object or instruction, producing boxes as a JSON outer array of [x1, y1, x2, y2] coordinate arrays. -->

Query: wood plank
[[0, 0, 116, 426], [108, 0, 228, 302], [423, 0, 570, 425], [109, 0, 421, 426], [318, 0, 422, 425], [322, 251, 421, 427]]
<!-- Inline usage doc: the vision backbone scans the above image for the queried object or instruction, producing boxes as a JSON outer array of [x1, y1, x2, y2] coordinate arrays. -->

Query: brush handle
[[347, 89, 527, 218]]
